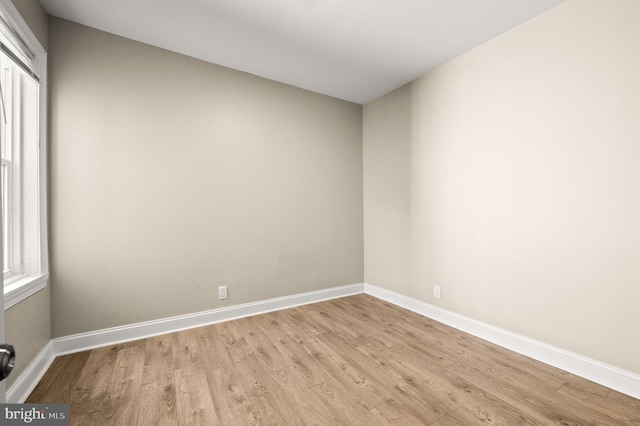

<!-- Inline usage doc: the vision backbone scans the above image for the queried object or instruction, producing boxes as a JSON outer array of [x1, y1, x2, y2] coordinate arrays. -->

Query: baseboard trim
[[6, 341, 55, 403], [363, 283, 640, 400], [11, 282, 640, 403], [52, 283, 365, 356]]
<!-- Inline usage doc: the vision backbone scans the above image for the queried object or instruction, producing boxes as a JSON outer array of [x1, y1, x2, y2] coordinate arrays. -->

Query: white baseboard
[[363, 283, 640, 400], [10, 281, 640, 403], [6, 341, 55, 403], [53, 283, 365, 356], [8, 283, 363, 402]]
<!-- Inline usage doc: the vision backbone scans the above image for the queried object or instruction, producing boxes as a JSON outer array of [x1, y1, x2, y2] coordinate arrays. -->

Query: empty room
[[0, 0, 639, 424]]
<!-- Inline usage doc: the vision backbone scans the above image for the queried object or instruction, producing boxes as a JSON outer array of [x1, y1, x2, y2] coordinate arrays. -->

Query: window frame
[[0, 0, 48, 310]]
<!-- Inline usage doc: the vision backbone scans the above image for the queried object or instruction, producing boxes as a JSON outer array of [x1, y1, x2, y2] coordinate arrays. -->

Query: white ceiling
[[38, 0, 564, 104]]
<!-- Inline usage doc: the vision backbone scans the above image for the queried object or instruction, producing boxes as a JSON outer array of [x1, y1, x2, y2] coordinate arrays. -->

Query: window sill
[[4, 273, 48, 310]]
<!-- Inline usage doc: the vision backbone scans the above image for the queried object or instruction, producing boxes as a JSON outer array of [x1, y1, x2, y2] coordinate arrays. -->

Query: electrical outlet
[[434, 285, 441, 299], [218, 286, 228, 300]]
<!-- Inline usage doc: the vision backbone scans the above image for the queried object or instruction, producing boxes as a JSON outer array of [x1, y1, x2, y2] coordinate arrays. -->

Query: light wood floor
[[28, 294, 640, 425]]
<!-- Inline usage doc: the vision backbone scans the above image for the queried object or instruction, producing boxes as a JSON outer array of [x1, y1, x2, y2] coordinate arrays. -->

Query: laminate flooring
[[27, 294, 640, 425]]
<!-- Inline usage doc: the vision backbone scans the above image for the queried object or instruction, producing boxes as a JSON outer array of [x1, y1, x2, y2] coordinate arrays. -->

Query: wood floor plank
[[26, 351, 90, 404], [172, 329, 202, 371], [481, 358, 628, 424], [67, 346, 121, 416], [318, 331, 444, 422], [302, 334, 391, 409], [26, 294, 640, 425], [378, 342, 540, 425], [214, 318, 257, 360], [334, 295, 509, 373], [279, 307, 329, 336], [307, 379, 384, 426], [100, 345, 146, 425], [271, 367, 340, 425], [230, 352, 306, 424], [71, 412, 106, 426], [204, 367, 255, 426], [238, 316, 290, 372], [197, 323, 237, 369], [174, 365, 219, 425], [557, 382, 640, 425], [298, 302, 364, 342], [609, 388, 640, 411], [266, 331, 333, 388], [137, 335, 177, 426], [370, 398, 439, 426], [430, 369, 539, 425], [318, 300, 409, 351], [446, 359, 580, 425]]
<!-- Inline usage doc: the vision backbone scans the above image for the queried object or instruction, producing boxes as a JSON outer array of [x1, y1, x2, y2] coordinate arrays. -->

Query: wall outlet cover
[[218, 286, 228, 300]]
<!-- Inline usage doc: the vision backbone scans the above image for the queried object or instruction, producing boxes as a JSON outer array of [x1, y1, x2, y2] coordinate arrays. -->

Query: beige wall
[[363, 0, 640, 375], [4, 0, 50, 389], [4, 288, 51, 389], [363, 84, 411, 295], [48, 18, 363, 337]]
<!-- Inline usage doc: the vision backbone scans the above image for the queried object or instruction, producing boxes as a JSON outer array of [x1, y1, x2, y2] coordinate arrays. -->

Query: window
[[0, 1, 48, 309], [1, 50, 40, 279]]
